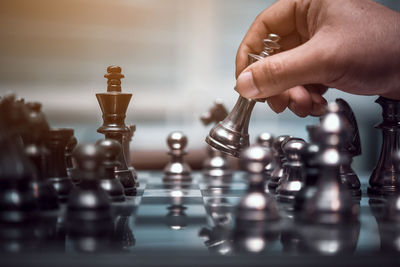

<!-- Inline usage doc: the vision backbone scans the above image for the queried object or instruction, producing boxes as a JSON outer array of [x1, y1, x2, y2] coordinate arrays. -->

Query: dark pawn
[[96, 139, 125, 202], [256, 132, 275, 176], [336, 99, 362, 197], [123, 124, 138, 184], [0, 95, 38, 223], [369, 97, 400, 196], [163, 132, 192, 184], [276, 138, 307, 204], [67, 143, 113, 252], [96, 66, 138, 196], [234, 145, 280, 254], [294, 126, 321, 212], [268, 135, 291, 191], [22, 102, 59, 210], [45, 128, 74, 202], [65, 135, 78, 183], [304, 102, 359, 224], [383, 150, 400, 223]]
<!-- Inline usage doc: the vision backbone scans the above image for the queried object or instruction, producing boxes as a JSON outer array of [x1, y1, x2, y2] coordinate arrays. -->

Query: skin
[[234, 0, 400, 117]]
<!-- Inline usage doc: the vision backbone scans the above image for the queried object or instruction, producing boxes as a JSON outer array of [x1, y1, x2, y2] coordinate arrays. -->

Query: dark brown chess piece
[[45, 128, 75, 202], [335, 98, 362, 197], [96, 66, 138, 196], [369, 97, 400, 196], [22, 102, 59, 210], [0, 94, 39, 223]]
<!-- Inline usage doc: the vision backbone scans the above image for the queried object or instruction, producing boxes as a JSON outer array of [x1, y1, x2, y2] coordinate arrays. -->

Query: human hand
[[235, 0, 400, 117]]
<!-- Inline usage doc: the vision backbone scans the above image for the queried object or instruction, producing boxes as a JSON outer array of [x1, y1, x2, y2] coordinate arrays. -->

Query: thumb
[[235, 37, 333, 99]]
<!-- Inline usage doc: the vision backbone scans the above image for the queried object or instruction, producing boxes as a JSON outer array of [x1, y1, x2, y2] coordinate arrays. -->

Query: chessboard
[[1, 171, 399, 267], [2, 65, 400, 267]]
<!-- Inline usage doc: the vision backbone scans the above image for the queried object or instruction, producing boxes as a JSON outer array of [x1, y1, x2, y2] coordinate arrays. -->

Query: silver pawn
[[163, 132, 192, 183], [236, 145, 280, 224], [304, 102, 359, 224], [256, 132, 275, 176], [276, 138, 307, 203], [268, 135, 291, 191], [200, 101, 232, 178]]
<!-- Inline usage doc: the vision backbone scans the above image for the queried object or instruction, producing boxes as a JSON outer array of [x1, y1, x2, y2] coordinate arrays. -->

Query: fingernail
[[236, 71, 260, 99]]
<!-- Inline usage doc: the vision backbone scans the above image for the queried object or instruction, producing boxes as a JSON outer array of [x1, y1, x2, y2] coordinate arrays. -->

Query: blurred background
[[1, 0, 399, 172]]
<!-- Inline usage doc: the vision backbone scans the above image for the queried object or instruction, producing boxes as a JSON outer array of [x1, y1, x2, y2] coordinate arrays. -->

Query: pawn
[[294, 126, 321, 212], [65, 135, 78, 183], [383, 150, 400, 223], [268, 135, 291, 191], [96, 139, 126, 202], [202, 146, 232, 178], [22, 102, 59, 210], [256, 132, 275, 176], [276, 138, 307, 203], [45, 128, 75, 202], [163, 132, 192, 184], [303, 102, 359, 224], [236, 145, 280, 226], [67, 143, 113, 251], [234, 145, 280, 253]]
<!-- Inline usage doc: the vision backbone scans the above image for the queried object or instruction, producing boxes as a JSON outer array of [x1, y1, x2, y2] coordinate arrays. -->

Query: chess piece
[[304, 102, 359, 224], [236, 145, 280, 226], [369, 97, 400, 196], [96, 65, 138, 196], [22, 102, 59, 210], [256, 132, 275, 176], [163, 131, 192, 183], [294, 126, 321, 212], [45, 128, 75, 202], [201, 101, 232, 178], [202, 146, 232, 178], [300, 222, 360, 255], [65, 134, 78, 183], [96, 139, 125, 202], [336, 98, 362, 197], [124, 124, 138, 180], [268, 135, 291, 191], [206, 34, 281, 157], [383, 150, 400, 223], [234, 145, 280, 254], [0, 94, 38, 223], [67, 143, 113, 252], [276, 138, 307, 203]]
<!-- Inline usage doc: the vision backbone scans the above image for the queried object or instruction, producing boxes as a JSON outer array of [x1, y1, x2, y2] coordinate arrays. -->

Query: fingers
[[235, 34, 332, 99], [235, 0, 312, 78], [266, 85, 327, 117]]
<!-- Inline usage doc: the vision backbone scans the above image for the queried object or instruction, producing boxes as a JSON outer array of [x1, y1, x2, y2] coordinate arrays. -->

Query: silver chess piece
[[234, 145, 280, 254], [256, 132, 275, 176], [163, 131, 192, 183], [236, 145, 280, 224], [276, 138, 307, 203], [304, 102, 359, 224], [268, 135, 292, 191], [206, 34, 281, 157], [201, 101, 232, 178]]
